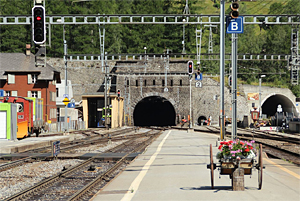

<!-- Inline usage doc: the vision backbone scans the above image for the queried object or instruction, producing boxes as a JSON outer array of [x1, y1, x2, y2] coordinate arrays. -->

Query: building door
[[0, 111, 7, 138], [88, 98, 105, 128]]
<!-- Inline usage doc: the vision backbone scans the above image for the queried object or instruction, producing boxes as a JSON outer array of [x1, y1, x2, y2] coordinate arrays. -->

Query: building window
[[136, 80, 138, 87], [50, 91, 56, 102], [127, 80, 129, 86], [28, 74, 38, 84], [4, 91, 17, 97], [31, 91, 37, 97], [50, 108, 57, 119], [153, 80, 155, 86], [11, 91, 17, 96], [28, 91, 41, 98], [180, 79, 182, 86], [170, 79, 173, 86], [144, 80, 147, 86], [8, 74, 15, 84], [56, 88, 59, 97], [162, 80, 165, 86]]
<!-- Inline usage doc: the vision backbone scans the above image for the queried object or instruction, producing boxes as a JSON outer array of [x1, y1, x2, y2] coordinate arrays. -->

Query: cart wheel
[[258, 144, 263, 190], [210, 144, 214, 189]]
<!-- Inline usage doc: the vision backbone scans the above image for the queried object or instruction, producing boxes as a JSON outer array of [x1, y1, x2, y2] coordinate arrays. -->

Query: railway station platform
[[91, 129, 300, 201]]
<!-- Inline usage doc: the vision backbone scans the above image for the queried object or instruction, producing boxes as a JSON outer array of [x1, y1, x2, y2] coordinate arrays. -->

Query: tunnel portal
[[133, 96, 176, 126], [197, 116, 208, 126], [262, 94, 297, 117]]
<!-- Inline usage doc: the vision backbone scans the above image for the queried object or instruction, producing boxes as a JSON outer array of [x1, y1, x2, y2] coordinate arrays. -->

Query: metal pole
[[259, 75, 265, 119], [63, 24, 68, 132], [104, 64, 107, 129], [259, 78, 262, 119], [183, 23, 186, 54], [232, 33, 237, 139], [118, 98, 120, 127], [189, 75, 192, 128], [220, 0, 225, 140], [124, 77, 127, 126], [165, 49, 169, 90]]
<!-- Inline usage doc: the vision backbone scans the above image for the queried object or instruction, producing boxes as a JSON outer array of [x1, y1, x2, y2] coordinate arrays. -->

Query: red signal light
[[117, 89, 121, 97], [36, 16, 41, 21], [187, 61, 193, 74]]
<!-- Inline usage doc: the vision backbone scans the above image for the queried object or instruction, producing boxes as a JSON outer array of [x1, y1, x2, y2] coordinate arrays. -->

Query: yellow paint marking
[[120, 130, 171, 201], [264, 158, 300, 179]]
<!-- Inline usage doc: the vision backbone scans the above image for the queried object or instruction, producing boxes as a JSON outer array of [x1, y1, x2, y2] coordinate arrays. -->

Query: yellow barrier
[[17, 121, 28, 138]]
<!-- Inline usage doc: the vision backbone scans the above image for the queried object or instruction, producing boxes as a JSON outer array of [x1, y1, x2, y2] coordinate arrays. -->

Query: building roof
[[0, 53, 61, 82]]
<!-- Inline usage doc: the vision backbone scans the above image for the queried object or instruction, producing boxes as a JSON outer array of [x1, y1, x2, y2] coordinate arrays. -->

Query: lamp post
[[57, 19, 68, 132], [182, 19, 186, 54], [259, 75, 266, 119]]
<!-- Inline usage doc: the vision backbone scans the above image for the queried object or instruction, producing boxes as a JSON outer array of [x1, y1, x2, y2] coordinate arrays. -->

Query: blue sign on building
[[67, 102, 75, 108], [0, 90, 4, 97], [195, 73, 202, 81], [226, 16, 244, 34]]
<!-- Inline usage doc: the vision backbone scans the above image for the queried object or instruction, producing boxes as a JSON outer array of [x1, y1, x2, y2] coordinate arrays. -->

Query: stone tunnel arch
[[133, 96, 176, 126], [262, 94, 298, 117]]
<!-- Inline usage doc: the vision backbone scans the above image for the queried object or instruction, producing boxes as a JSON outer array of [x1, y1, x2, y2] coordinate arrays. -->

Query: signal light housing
[[187, 61, 194, 74], [32, 6, 46, 44], [228, 75, 232, 86], [117, 89, 121, 98], [229, 2, 239, 19]]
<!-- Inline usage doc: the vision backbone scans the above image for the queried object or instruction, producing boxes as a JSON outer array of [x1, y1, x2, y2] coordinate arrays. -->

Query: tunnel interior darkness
[[133, 96, 176, 126], [262, 94, 297, 117], [197, 116, 207, 125]]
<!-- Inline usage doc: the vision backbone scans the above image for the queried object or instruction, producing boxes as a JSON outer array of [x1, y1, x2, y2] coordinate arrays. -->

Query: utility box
[[0, 103, 17, 140]]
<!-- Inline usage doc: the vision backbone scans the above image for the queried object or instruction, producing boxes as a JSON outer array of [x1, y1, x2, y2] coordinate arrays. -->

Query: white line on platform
[[120, 130, 171, 201]]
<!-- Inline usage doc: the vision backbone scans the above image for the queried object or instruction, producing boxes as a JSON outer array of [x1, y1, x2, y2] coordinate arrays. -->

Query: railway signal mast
[[32, 0, 47, 68], [290, 27, 299, 85], [32, 5, 46, 44]]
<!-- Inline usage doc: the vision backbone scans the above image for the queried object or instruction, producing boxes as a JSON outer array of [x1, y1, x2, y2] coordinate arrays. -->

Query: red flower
[[245, 148, 250, 152], [218, 145, 223, 150], [228, 140, 233, 144], [220, 141, 225, 145], [240, 141, 244, 145]]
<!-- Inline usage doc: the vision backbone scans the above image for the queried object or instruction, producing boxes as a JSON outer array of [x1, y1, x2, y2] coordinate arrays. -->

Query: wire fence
[[47, 120, 86, 133]]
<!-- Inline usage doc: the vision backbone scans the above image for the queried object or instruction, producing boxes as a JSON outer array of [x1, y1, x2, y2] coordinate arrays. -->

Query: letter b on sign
[[231, 22, 238, 30]]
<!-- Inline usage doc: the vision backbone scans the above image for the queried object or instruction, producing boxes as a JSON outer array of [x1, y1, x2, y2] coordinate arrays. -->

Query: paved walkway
[[91, 129, 300, 201]]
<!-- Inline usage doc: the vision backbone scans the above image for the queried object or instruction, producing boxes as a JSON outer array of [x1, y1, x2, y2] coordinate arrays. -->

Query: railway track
[[201, 126, 300, 165], [0, 127, 148, 173], [171, 125, 299, 165], [25, 127, 137, 153], [3, 130, 161, 201]]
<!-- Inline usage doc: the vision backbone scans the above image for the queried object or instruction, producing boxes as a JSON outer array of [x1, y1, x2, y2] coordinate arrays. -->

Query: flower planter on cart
[[207, 144, 264, 190]]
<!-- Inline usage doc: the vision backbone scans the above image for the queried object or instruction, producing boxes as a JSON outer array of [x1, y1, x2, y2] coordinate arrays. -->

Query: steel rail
[[0, 156, 34, 172], [4, 130, 160, 201], [23, 127, 136, 154], [67, 130, 161, 201]]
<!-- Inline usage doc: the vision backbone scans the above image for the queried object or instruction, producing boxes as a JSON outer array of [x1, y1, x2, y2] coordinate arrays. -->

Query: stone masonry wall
[[47, 57, 249, 125]]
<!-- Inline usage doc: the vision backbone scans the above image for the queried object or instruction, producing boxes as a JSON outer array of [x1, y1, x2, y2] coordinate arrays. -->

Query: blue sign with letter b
[[226, 16, 244, 34]]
